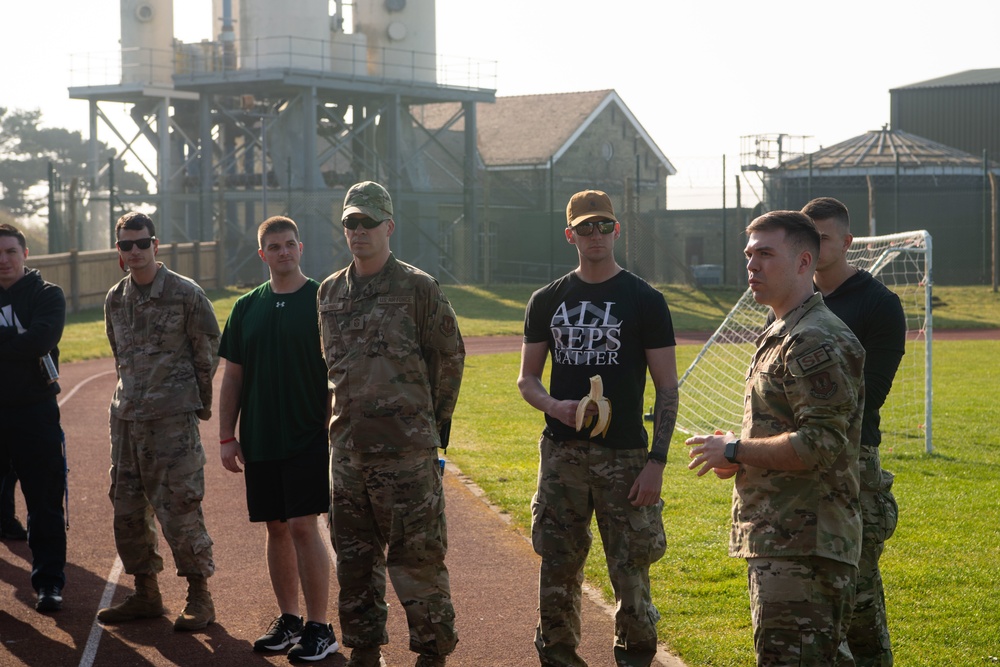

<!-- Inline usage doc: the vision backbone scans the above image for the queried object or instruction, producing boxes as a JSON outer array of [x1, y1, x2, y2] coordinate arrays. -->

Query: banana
[[575, 374, 612, 437]]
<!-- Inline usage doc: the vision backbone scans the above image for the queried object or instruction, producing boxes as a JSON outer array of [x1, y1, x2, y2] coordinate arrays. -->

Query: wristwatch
[[724, 439, 741, 464]]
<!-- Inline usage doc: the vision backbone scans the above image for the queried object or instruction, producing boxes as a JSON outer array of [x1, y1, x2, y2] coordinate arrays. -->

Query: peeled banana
[[575, 374, 612, 437]]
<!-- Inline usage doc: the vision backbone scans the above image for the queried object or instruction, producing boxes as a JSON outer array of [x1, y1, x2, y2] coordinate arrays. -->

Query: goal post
[[676, 230, 933, 453]]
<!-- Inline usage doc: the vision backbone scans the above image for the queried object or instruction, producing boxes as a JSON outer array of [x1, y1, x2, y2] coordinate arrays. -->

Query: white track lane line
[[79, 558, 123, 667], [73, 370, 334, 666], [60, 368, 122, 667], [58, 370, 116, 408]]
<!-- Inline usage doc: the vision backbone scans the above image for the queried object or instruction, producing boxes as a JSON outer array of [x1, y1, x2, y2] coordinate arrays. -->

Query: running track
[[4, 330, 994, 666], [0, 340, 689, 667]]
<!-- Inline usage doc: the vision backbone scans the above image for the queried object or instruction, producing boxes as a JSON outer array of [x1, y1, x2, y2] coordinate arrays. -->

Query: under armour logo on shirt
[[276, 302, 286, 308]]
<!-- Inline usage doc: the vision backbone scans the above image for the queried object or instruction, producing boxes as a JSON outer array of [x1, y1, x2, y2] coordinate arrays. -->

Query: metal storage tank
[[330, 1, 368, 78], [891, 69, 1000, 163], [356, 0, 436, 83], [120, 0, 175, 85], [763, 127, 997, 284], [239, 0, 330, 70]]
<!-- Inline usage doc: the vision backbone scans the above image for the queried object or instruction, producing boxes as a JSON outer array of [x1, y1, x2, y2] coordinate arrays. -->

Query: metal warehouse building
[[761, 127, 995, 285], [748, 68, 1000, 286], [891, 68, 1000, 162]]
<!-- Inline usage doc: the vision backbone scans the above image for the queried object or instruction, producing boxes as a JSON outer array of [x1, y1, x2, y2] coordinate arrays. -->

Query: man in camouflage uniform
[[687, 210, 866, 666], [318, 181, 464, 667], [99, 212, 220, 632], [804, 197, 904, 666]]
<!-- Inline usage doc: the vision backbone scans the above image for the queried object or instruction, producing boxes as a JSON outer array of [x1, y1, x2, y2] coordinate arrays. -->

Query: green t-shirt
[[219, 279, 328, 462]]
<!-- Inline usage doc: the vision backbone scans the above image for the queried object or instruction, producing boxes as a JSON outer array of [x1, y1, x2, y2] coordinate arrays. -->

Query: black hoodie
[[0, 267, 66, 406]]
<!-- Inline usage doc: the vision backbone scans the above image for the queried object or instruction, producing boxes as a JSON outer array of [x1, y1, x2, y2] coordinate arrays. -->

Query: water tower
[[69, 0, 496, 281], [356, 0, 436, 82], [120, 0, 174, 85]]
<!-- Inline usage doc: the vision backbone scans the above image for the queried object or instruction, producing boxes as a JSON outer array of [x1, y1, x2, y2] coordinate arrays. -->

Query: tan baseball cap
[[566, 190, 618, 227], [342, 181, 393, 222]]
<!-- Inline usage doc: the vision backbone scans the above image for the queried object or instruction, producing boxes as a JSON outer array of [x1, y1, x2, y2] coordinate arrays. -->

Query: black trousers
[[0, 464, 18, 521], [0, 398, 67, 591]]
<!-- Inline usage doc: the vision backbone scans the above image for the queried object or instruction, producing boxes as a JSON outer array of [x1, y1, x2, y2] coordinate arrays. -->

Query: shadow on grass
[[887, 450, 960, 464], [443, 285, 531, 322]]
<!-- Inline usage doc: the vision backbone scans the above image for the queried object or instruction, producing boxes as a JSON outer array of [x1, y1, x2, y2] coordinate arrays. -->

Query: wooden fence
[[28, 241, 223, 313]]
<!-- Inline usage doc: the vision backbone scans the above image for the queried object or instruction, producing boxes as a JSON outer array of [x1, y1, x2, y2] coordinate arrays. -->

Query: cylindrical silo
[[355, 0, 437, 83], [239, 0, 330, 71], [120, 0, 175, 85]]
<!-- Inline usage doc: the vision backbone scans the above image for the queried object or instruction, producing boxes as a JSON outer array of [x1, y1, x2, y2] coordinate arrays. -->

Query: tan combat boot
[[97, 573, 165, 623], [347, 647, 387, 667], [173, 575, 215, 631]]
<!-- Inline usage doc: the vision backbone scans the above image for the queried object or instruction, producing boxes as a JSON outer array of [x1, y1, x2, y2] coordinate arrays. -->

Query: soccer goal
[[676, 230, 933, 453]]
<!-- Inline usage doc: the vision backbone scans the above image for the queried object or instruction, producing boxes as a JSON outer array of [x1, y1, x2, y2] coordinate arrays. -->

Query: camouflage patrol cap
[[566, 189, 618, 227], [343, 181, 393, 222]]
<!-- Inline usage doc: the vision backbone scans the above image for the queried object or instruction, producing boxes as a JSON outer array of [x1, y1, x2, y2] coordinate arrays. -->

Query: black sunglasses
[[343, 217, 384, 231], [571, 220, 616, 236], [116, 236, 156, 251]]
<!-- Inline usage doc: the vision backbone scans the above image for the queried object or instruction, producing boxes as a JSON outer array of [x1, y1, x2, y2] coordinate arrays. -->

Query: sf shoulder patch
[[789, 344, 835, 376]]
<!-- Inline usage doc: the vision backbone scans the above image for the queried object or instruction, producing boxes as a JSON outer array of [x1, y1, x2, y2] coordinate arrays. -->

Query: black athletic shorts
[[244, 436, 330, 522]]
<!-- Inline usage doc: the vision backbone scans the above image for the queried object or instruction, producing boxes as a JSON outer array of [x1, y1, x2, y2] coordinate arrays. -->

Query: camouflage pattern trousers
[[331, 446, 457, 657], [531, 437, 666, 667], [108, 413, 214, 577], [747, 556, 857, 667], [848, 465, 898, 667]]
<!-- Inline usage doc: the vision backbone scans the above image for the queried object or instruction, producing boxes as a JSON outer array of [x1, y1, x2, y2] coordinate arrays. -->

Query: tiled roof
[[891, 68, 1000, 91], [778, 127, 989, 176], [411, 89, 675, 173]]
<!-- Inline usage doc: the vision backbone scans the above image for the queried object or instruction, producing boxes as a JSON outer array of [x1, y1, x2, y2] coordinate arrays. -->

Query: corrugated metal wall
[[770, 174, 990, 284], [891, 84, 1000, 161]]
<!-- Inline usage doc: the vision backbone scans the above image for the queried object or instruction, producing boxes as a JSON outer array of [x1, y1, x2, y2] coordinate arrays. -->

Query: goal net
[[676, 230, 933, 453]]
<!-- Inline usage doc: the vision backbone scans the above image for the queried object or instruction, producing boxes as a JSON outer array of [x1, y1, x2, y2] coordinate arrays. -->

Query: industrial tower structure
[[69, 0, 496, 281]]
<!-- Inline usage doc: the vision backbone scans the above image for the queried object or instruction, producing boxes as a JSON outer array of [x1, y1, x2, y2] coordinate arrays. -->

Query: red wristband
[[220, 437, 237, 445]]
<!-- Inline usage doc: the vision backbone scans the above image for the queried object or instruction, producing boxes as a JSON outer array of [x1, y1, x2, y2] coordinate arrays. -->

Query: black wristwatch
[[724, 439, 741, 464]]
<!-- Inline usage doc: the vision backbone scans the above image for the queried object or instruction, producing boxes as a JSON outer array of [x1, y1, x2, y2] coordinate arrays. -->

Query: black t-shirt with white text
[[523, 270, 675, 448]]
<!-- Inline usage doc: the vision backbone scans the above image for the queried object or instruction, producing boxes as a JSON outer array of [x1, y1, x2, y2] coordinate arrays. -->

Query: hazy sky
[[3, 0, 999, 208]]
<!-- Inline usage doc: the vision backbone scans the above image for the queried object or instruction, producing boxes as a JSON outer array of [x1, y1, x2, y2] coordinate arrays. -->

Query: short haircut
[[746, 210, 820, 260], [257, 216, 300, 248], [0, 223, 27, 250], [802, 197, 850, 232], [115, 212, 156, 239]]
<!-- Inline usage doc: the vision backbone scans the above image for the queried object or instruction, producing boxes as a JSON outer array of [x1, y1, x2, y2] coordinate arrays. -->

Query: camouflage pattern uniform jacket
[[731, 292, 866, 567], [318, 253, 464, 451], [105, 263, 220, 421]]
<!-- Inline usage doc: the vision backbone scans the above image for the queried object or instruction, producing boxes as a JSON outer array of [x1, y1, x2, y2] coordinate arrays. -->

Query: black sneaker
[[253, 613, 303, 652], [1, 517, 28, 540], [287, 621, 339, 662], [36, 586, 63, 612]]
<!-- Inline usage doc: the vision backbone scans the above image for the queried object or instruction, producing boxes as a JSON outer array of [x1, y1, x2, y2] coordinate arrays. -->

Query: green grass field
[[58, 283, 1000, 666], [449, 341, 1000, 667]]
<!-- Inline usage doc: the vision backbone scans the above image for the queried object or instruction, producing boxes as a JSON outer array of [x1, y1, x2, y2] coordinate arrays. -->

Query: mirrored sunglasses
[[571, 220, 616, 236], [116, 236, 156, 251], [343, 217, 384, 231]]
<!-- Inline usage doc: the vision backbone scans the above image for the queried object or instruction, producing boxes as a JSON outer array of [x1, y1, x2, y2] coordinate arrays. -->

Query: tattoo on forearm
[[650, 386, 679, 461]]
